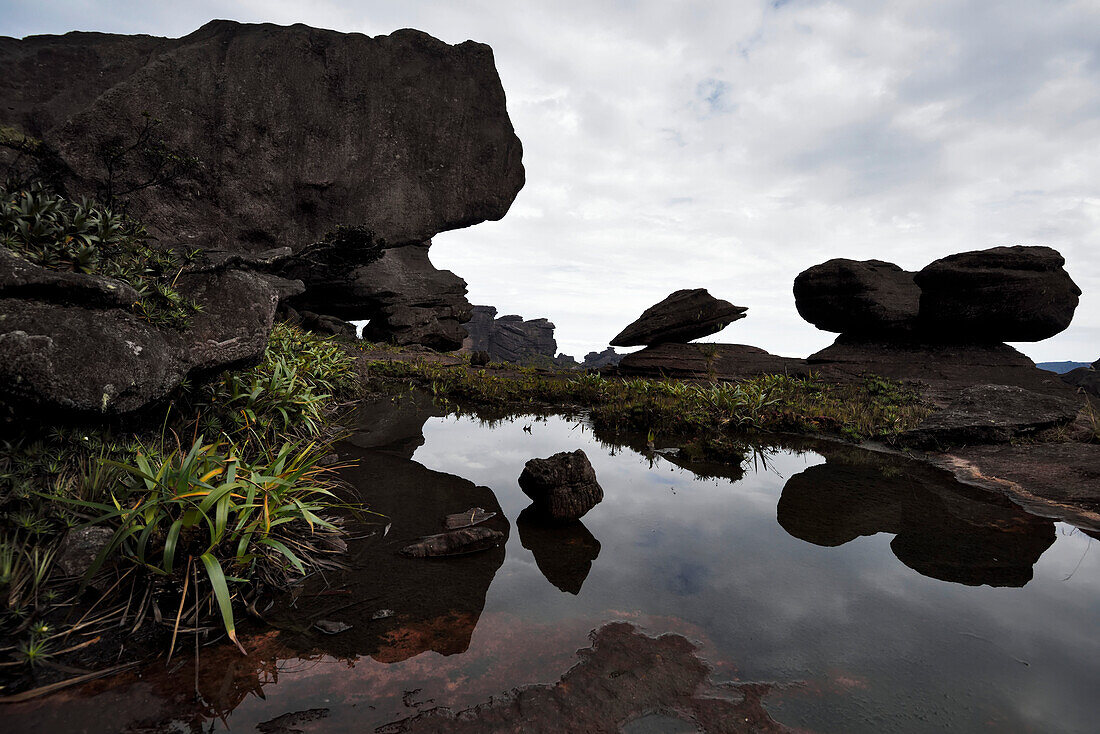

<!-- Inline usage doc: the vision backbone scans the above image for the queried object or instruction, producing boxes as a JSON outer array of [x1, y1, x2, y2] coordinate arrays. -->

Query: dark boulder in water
[[519, 449, 604, 520], [610, 288, 746, 347]]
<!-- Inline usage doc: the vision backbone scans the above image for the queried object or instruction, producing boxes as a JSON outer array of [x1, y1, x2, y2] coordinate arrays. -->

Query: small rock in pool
[[400, 527, 505, 557], [444, 507, 497, 529], [519, 449, 604, 520], [314, 619, 352, 635]]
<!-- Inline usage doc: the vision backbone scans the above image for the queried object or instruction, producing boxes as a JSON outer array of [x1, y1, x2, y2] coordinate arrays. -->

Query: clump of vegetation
[[363, 358, 932, 444], [0, 181, 202, 327], [0, 324, 361, 671]]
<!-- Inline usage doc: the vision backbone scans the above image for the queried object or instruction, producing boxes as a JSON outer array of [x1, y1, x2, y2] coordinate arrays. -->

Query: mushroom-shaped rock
[[914, 246, 1080, 342], [519, 450, 604, 520], [610, 289, 746, 347], [793, 259, 919, 335]]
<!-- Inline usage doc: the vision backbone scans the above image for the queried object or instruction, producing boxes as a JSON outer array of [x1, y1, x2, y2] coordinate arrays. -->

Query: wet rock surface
[[618, 342, 808, 380], [915, 246, 1080, 342], [519, 449, 604, 520], [611, 288, 747, 347], [376, 622, 792, 734], [400, 527, 506, 558], [899, 384, 1082, 448], [778, 456, 1056, 586], [793, 258, 920, 335]]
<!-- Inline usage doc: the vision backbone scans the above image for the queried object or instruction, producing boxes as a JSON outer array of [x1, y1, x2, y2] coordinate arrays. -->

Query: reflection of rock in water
[[517, 505, 601, 594], [343, 390, 445, 459], [269, 391, 508, 663], [376, 622, 793, 733], [777, 457, 1055, 587]]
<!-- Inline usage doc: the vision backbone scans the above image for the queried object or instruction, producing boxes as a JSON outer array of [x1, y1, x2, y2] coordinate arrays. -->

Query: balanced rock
[[519, 450, 604, 520], [1, 20, 525, 254], [914, 246, 1080, 342], [793, 259, 919, 335], [610, 289, 746, 347], [2, 21, 525, 350]]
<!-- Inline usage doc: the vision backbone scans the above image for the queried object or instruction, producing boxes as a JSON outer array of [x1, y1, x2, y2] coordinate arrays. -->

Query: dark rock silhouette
[[611, 288, 746, 347], [1061, 360, 1099, 397], [517, 505, 601, 594], [519, 449, 604, 520], [1, 20, 524, 359], [793, 258, 919, 335], [777, 458, 1055, 586], [461, 305, 558, 365], [915, 246, 1080, 342], [1, 21, 524, 254], [580, 347, 622, 369], [619, 342, 807, 380]]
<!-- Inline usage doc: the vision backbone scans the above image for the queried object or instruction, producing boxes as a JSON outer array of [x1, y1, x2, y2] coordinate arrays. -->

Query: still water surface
[[7, 393, 1099, 732]]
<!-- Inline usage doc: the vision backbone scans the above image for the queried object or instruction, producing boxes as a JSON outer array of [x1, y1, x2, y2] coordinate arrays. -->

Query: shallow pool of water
[[7, 393, 1099, 733]]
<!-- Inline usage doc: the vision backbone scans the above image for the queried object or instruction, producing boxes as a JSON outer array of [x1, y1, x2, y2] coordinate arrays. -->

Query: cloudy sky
[[3, 1, 1098, 362]]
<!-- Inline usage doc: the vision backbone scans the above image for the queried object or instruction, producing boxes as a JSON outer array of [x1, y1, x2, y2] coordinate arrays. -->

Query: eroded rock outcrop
[[2, 20, 525, 354], [461, 305, 559, 365], [611, 288, 746, 347], [0, 251, 283, 417], [619, 343, 807, 381]]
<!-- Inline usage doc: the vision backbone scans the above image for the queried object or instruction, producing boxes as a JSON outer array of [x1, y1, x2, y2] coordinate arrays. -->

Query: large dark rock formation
[[915, 246, 1080, 342], [1, 21, 524, 253], [793, 259, 919, 335], [610, 288, 746, 347], [1, 20, 525, 352], [461, 305, 559, 365], [794, 246, 1080, 345]]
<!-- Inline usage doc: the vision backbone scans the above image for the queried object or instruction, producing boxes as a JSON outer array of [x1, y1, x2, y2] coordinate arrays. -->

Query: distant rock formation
[[1, 20, 524, 355], [1061, 359, 1099, 397], [580, 347, 622, 369], [795, 246, 1079, 344], [610, 289, 746, 347], [461, 305, 558, 365], [794, 246, 1082, 397]]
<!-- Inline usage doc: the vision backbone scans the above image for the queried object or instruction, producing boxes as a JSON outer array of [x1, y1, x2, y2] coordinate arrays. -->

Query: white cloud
[[4, 0, 1098, 360]]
